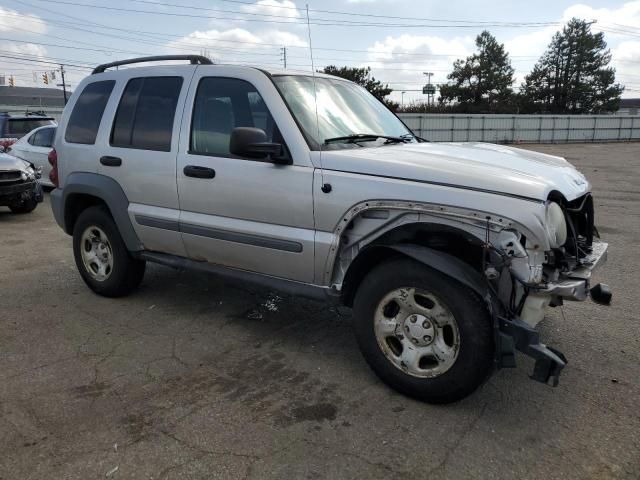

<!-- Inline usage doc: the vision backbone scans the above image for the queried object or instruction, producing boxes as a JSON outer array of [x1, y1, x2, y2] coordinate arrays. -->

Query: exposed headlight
[[545, 201, 567, 248]]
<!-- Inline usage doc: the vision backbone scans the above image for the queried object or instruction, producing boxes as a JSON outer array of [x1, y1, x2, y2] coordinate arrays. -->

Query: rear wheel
[[73, 206, 145, 297], [353, 258, 493, 404]]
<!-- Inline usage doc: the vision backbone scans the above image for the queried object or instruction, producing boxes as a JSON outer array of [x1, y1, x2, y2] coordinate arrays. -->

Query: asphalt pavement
[[1, 143, 638, 479]]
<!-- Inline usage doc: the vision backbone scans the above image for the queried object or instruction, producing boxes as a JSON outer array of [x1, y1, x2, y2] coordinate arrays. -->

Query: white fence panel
[[399, 114, 640, 144]]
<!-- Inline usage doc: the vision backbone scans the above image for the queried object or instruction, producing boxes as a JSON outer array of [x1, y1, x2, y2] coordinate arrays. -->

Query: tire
[[72, 206, 146, 297], [10, 198, 38, 214], [353, 258, 493, 404]]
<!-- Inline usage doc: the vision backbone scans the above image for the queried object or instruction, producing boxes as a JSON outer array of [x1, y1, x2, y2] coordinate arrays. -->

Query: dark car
[[0, 112, 56, 152]]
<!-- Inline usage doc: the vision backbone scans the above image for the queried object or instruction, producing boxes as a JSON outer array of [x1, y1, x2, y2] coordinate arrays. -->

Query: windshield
[[272, 75, 413, 150]]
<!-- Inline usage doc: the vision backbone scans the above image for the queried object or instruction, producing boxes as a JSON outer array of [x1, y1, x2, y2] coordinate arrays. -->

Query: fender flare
[[388, 243, 490, 299], [55, 172, 142, 251]]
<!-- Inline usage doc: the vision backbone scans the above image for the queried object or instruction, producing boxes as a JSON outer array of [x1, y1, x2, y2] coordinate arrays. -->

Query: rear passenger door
[[98, 68, 196, 257]]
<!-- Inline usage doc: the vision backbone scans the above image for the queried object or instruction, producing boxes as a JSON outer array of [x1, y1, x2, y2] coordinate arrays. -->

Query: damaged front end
[[0, 154, 44, 210], [493, 193, 609, 386]]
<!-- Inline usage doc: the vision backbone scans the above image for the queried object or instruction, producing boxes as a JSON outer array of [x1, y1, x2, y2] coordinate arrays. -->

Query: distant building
[[618, 98, 640, 116], [0, 86, 69, 120]]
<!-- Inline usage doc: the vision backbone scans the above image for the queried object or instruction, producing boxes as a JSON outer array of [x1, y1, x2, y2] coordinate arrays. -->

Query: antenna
[[305, 3, 325, 185]]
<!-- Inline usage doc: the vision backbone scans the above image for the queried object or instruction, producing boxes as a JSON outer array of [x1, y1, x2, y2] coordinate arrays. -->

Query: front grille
[[0, 170, 22, 184], [564, 193, 594, 259]]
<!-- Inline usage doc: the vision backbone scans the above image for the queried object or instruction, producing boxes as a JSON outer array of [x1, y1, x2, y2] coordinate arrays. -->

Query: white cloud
[[0, 6, 47, 35], [240, 0, 300, 19], [167, 27, 307, 67], [362, 34, 475, 104]]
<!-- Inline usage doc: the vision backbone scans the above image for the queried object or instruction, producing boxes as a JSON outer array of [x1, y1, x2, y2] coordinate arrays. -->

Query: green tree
[[439, 31, 515, 112], [521, 18, 623, 113], [321, 65, 397, 109]]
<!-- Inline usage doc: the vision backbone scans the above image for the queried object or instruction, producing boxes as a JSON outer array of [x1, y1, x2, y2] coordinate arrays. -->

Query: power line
[[23, 0, 563, 28]]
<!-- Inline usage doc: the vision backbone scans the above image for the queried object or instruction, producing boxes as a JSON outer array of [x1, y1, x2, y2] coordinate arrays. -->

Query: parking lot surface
[[1, 143, 639, 479]]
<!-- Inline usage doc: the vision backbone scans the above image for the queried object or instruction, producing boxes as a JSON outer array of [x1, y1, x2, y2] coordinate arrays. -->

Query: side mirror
[[229, 127, 288, 164]]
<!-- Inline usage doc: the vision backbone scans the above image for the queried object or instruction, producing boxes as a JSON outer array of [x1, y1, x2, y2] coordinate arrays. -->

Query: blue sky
[[1, 0, 639, 103]]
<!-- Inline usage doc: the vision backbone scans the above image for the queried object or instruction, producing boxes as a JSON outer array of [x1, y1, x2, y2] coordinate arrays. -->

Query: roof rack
[[92, 55, 213, 74]]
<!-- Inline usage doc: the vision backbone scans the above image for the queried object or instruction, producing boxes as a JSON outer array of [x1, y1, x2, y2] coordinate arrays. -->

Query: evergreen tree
[[321, 65, 395, 108], [522, 18, 623, 113], [439, 31, 515, 112]]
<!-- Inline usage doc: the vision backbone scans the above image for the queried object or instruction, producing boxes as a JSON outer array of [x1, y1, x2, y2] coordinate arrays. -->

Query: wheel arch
[[59, 173, 142, 251], [340, 222, 491, 307]]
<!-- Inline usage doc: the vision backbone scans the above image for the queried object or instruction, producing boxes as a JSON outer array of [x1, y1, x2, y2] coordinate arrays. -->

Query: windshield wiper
[[323, 133, 406, 145]]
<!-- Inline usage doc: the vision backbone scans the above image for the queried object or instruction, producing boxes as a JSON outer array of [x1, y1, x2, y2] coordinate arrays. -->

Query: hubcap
[[374, 287, 460, 378], [80, 226, 113, 282]]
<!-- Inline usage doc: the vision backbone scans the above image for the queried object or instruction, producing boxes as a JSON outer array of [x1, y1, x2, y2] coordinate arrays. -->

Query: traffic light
[[42, 72, 49, 85], [8, 75, 15, 87]]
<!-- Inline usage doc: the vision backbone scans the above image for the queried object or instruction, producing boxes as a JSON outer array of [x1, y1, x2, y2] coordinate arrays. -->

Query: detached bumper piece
[[0, 180, 42, 207], [498, 317, 567, 387]]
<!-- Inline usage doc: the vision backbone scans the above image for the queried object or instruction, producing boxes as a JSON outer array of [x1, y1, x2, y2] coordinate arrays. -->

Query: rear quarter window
[[65, 80, 115, 144]]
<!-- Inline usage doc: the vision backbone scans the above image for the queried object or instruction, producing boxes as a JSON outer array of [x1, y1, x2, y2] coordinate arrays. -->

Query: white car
[[8, 125, 57, 187]]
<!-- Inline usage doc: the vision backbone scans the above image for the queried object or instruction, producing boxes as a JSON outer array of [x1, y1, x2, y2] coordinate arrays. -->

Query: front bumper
[[0, 180, 43, 206], [542, 240, 608, 301], [497, 239, 610, 387]]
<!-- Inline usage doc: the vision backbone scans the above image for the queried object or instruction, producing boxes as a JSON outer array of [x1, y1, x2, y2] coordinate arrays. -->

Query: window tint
[[65, 80, 114, 144], [32, 127, 56, 147], [111, 77, 183, 152], [190, 78, 279, 156], [7, 119, 53, 137]]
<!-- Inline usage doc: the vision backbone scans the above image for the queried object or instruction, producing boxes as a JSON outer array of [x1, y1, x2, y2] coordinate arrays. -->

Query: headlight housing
[[545, 201, 567, 248]]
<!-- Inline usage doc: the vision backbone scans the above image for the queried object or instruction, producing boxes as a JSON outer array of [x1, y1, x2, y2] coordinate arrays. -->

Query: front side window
[[272, 75, 412, 150], [111, 76, 183, 152], [65, 80, 114, 144], [190, 77, 280, 157]]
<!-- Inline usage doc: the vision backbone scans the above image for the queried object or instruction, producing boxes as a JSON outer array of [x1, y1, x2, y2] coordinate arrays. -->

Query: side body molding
[[51, 172, 143, 251]]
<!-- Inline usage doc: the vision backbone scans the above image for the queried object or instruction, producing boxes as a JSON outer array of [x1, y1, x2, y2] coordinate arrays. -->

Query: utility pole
[[280, 46, 287, 69], [57, 65, 69, 105], [401, 91, 406, 107]]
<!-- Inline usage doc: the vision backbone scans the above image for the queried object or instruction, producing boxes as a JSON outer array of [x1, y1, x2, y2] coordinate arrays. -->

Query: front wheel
[[353, 258, 493, 404]]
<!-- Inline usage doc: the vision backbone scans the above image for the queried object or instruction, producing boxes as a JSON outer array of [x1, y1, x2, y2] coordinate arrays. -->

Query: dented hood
[[319, 142, 590, 201]]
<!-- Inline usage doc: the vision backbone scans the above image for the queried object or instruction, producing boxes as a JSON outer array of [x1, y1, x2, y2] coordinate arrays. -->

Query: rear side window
[[7, 119, 53, 137], [111, 76, 183, 152], [32, 127, 56, 147], [65, 80, 114, 144]]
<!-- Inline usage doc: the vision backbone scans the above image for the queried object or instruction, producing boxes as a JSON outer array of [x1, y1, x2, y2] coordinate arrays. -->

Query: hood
[[319, 142, 590, 202], [0, 153, 31, 173]]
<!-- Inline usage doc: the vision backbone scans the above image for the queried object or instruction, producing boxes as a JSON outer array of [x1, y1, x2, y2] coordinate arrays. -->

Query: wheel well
[[341, 223, 485, 307], [64, 193, 108, 234]]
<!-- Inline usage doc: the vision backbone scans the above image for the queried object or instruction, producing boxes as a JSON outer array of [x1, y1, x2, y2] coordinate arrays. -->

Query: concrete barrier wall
[[398, 114, 640, 144]]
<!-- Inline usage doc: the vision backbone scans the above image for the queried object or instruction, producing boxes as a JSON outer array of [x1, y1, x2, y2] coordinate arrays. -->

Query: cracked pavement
[[1, 143, 639, 479]]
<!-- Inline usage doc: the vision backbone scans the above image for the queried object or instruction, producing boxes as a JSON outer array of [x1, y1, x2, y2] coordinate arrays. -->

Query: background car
[[0, 112, 56, 153], [8, 125, 57, 187]]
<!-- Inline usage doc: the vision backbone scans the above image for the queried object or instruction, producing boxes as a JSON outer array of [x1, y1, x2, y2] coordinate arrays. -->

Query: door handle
[[183, 165, 216, 179], [100, 156, 122, 167]]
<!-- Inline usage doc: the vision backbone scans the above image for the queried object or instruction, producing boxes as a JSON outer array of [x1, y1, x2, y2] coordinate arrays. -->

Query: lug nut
[[411, 338, 418, 344], [410, 315, 417, 323], [423, 335, 432, 342], [422, 321, 430, 329]]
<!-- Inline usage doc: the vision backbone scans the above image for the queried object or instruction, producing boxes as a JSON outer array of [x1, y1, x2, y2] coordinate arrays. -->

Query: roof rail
[[92, 55, 213, 74]]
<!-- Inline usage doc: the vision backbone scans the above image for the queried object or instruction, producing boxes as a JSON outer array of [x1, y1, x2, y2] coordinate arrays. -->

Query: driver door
[[176, 71, 315, 283]]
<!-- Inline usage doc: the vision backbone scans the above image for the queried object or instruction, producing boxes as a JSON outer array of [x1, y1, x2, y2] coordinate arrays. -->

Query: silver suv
[[50, 56, 610, 403]]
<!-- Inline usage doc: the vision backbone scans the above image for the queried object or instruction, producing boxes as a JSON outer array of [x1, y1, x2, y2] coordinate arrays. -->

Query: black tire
[[72, 206, 146, 297], [10, 198, 38, 214], [353, 258, 493, 404]]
